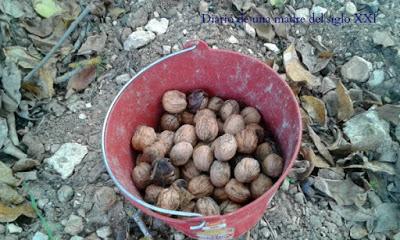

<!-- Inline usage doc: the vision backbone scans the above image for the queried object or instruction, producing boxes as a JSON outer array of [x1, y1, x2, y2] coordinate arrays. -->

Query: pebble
[[145, 18, 169, 35], [395, 125, 400, 142], [6, 223, 22, 233], [115, 73, 131, 85], [173, 232, 185, 240], [127, 10, 148, 29], [64, 215, 84, 235], [345, 2, 357, 15], [96, 226, 112, 239], [70, 236, 84, 240], [263, 43, 280, 53], [172, 44, 179, 52], [37, 198, 49, 209], [310, 215, 322, 229], [372, 31, 395, 47], [294, 192, 305, 204], [341, 56, 372, 82], [182, 29, 188, 35], [162, 45, 172, 55], [15, 170, 37, 181], [295, 8, 310, 20], [94, 187, 116, 211], [227, 35, 239, 44], [32, 231, 49, 240], [58, 185, 74, 203], [198, 0, 209, 13], [368, 70, 385, 87], [244, 23, 256, 38], [0, 224, 5, 234], [153, 11, 159, 18], [311, 6, 327, 16], [123, 30, 156, 50], [350, 224, 368, 239], [261, 228, 270, 238]]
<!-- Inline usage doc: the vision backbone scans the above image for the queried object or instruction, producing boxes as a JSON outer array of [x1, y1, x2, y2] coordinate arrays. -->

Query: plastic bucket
[[102, 40, 302, 239]]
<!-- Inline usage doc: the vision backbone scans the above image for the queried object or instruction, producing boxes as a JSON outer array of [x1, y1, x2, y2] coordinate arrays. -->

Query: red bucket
[[102, 40, 302, 239]]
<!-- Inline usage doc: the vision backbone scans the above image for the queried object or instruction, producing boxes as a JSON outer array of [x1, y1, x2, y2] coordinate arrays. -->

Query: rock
[[244, 23, 256, 38], [15, 170, 37, 181], [127, 10, 148, 29], [64, 215, 84, 235], [70, 236, 84, 240], [58, 185, 74, 202], [264, 43, 280, 53], [227, 35, 239, 44], [0, 224, 4, 234], [96, 226, 112, 239], [198, 0, 209, 13], [311, 6, 327, 16], [310, 215, 322, 229], [144, 18, 169, 35], [47, 100, 66, 117], [368, 70, 385, 87], [395, 125, 400, 142], [115, 73, 131, 85], [85, 233, 100, 240], [6, 223, 22, 233], [37, 198, 49, 209], [173, 232, 185, 240], [0, 118, 8, 149], [94, 187, 116, 211], [372, 31, 395, 47], [78, 113, 87, 120], [261, 228, 270, 238], [45, 143, 88, 179], [0, 182, 24, 204], [162, 45, 171, 55], [32, 231, 49, 240], [123, 30, 156, 50], [0, 161, 19, 186], [350, 224, 368, 239], [341, 56, 373, 82], [182, 29, 188, 35], [294, 192, 305, 204], [295, 8, 310, 20], [12, 158, 39, 172], [344, 2, 357, 15], [394, 232, 400, 240]]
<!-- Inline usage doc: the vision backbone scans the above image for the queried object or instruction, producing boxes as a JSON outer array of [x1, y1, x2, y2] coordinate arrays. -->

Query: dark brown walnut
[[223, 114, 245, 135], [142, 141, 167, 163], [235, 128, 258, 154], [156, 187, 180, 210], [250, 174, 273, 199], [213, 187, 229, 202], [172, 179, 188, 189], [195, 116, 219, 142], [188, 175, 214, 198], [246, 123, 265, 143], [224, 179, 250, 203], [172, 179, 195, 207], [208, 96, 224, 112], [170, 142, 193, 166], [220, 200, 241, 214], [213, 134, 237, 161], [131, 125, 157, 151], [158, 130, 175, 152], [262, 153, 283, 178], [193, 109, 216, 124], [187, 89, 209, 113], [234, 157, 260, 183], [151, 158, 176, 187], [135, 153, 147, 165], [256, 142, 273, 161], [241, 107, 261, 124], [144, 184, 164, 204], [162, 90, 187, 114], [174, 124, 197, 146], [181, 160, 201, 180], [210, 161, 231, 187], [160, 113, 180, 131], [193, 145, 213, 172], [131, 162, 151, 189], [195, 197, 220, 216], [180, 201, 195, 212], [219, 100, 240, 121], [180, 111, 194, 125]]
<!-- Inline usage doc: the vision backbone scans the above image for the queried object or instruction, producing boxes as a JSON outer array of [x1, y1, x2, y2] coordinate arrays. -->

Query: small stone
[[261, 228, 270, 238], [341, 56, 373, 82], [198, 0, 209, 13], [127, 10, 148, 29], [295, 8, 310, 20], [162, 45, 171, 55], [37, 198, 49, 209], [0, 224, 5, 234], [172, 44, 179, 52], [85, 103, 92, 108], [395, 125, 400, 142], [70, 236, 84, 240], [294, 192, 305, 204], [6, 223, 22, 233], [96, 226, 112, 239], [85, 233, 100, 240], [263, 43, 280, 53], [350, 224, 368, 239], [182, 29, 188, 35], [345, 2, 357, 15], [244, 23, 256, 38], [227, 35, 239, 44], [94, 187, 116, 211], [310, 215, 322, 229], [58, 185, 74, 202], [393, 232, 400, 240], [12, 158, 39, 172], [123, 30, 156, 50], [15, 170, 37, 181], [115, 73, 131, 85], [64, 215, 84, 235], [311, 6, 327, 16], [372, 31, 395, 47], [153, 11, 159, 18], [145, 18, 169, 35], [78, 113, 87, 120], [368, 70, 385, 87], [173, 232, 185, 240], [48, 100, 66, 117], [32, 231, 49, 240]]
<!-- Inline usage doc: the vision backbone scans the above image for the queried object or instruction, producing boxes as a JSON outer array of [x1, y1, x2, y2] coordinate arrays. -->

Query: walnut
[[131, 162, 151, 189], [246, 123, 265, 143], [195, 116, 219, 142], [213, 134, 237, 161], [262, 154, 283, 178], [256, 142, 273, 161], [193, 145, 213, 172], [234, 158, 260, 183], [217, 118, 224, 135], [220, 200, 241, 214], [162, 90, 187, 113], [142, 141, 167, 163], [160, 113, 180, 131], [144, 184, 164, 204], [174, 124, 197, 146], [193, 109, 216, 124], [180, 201, 195, 212], [235, 128, 258, 154], [156, 187, 180, 210], [181, 160, 201, 180], [224, 179, 250, 203], [223, 114, 245, 135], [241, 107, 261, 124], [213, 187, 229, 202], [219, 100, 240, 121], [207, 96, 224, 112], [172, 179, 195, 207], [188, 175, 214, 198], [158, 130, 174, 152], [195, 197, 220, 216], [210, 161, 231, 187], [170, 142, 193, 166], [187, 89, 209, 113], [250, 174, 273, 199], [180, 111, 194, 125], [150, 158, 176, 187], [131, 125, 157, 151]]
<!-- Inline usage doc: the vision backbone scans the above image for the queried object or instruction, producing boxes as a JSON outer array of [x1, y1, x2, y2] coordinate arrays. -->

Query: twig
[[6, 113, 19, 146], [23, 4, 93, 82], [132, 210, 152, 240]]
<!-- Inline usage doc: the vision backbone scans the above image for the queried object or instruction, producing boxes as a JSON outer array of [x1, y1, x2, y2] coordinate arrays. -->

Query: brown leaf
[[336, 81, 354, 121], [21, 18, 54, 38], [307, 126, 334, 165], [301, 96, 327, 126], [0, 202, 36, 222], [375, 104, 400, 125], [300, 108, 312, 129], [37, 60, 56, 98], [344, 161, 396, 175], [77, 33, 107, 55], [301, 147, 330, 168], [66, 66, 96, 98], [327, 127, 352, 156]]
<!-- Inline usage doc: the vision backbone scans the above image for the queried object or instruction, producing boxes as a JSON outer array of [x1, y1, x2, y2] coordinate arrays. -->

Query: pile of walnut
[[131, 89, 283, 216]]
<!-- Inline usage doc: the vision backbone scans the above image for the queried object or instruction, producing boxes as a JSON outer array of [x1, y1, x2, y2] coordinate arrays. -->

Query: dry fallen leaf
[[0, 202, 36, 222], [301, 147, 330, 168], [327, 127, 352, 156], [0, 162, 19, 187], [344, 161, 396, 175], [336, 80, 354, 121], [301, 96, 327, 126], [308, 126, 334, 166], [66, 66, 96, 98], [300, 108, 312, 129], [3, 46, 41, 69], [77, 33, 107, 55], [21, 18, 54, 38], [37, 60, 56, 99]]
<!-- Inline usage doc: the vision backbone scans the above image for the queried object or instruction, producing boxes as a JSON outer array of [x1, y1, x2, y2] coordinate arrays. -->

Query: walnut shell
[[246, 123, 265, 143], [193, 145, 213, 172], [210, 161, 231, 187], [213, 134, 237, 161], [256, 142, 273, 161], [187, 89, 209, 113], [193, 109, 216, 124], [144, 184, 164, 204], [181, 160, 201, 180], [195, 116, 219, 142], [208, 96, 224, 112], [170, 142, 193, 166], [162, 90, 187, 114], [150, 158, 176, 187], [180, 201, 195, 212], [160, 113, 180, 131], [142, 141, 167, 163], [131, 162, 151, 189], [217, 118, 224, 135], [224, 179, 250, 203], [241, 107, 261, 124], [195, 197, 220, 216], [219, 100, 240, 121], [220, 200, 241, 214], [174, 124, 197, 146], [213, 187, 229, 202], [156, 187, 180, 210], [262, 154, 283, 178], [235, 129, 258, 154], [223, 114, 245, 135], [188, 175, 214, 198], [172, 179, 195, 207], [234, 157, 260, 183], [158, 130, 175, 152], [180, 111, 194, 125], [131, 125, 157, 151], [250, 174, 273, 199]]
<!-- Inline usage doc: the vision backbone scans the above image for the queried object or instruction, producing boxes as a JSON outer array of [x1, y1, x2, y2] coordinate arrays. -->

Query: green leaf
[[32, 0, 62, 18]]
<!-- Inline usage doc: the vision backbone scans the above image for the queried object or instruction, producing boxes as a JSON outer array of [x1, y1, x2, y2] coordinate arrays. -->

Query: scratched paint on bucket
[[195, 219, 235, 240]]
